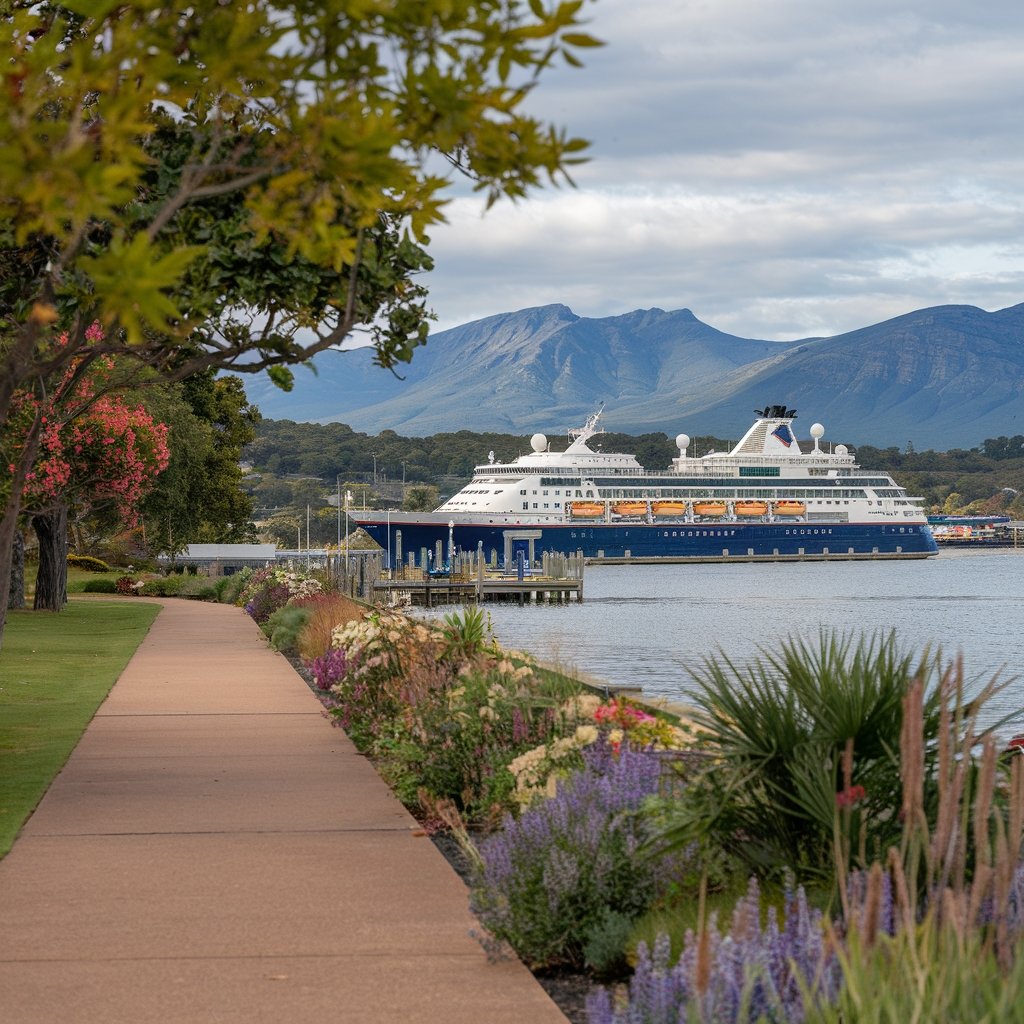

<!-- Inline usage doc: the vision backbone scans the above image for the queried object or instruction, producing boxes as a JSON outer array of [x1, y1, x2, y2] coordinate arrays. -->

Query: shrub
[[82, 578, 118, 593], [115, 575, 143, 595], [67, 554, 111, 572], [384, 657, 575, 821], [468, 741, 687, 970], [264, 604, 312, 653], [213, 573, 247, 605], [238, 566, 322, 624], [309, 647, 350, 691], [140, 575, 184, 597], [327, 610, 450, 752]]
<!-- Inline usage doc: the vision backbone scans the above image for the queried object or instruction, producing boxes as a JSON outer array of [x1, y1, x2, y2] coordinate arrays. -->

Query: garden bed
[[287, 651, 599, 1023]]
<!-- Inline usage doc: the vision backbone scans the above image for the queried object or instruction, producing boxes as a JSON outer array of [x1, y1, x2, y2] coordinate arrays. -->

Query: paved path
[[0, 599, 569, 1024]]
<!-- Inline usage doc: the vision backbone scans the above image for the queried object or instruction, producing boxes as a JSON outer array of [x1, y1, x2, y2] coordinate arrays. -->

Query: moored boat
[[351, 403, 938, 565]]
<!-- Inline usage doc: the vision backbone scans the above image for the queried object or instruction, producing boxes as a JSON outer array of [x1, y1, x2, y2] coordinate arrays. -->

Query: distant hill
[[243, 302, 1024, 449]]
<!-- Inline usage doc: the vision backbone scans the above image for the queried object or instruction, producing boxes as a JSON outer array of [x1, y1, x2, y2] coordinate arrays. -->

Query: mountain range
[[243, 302, 1024, 450]]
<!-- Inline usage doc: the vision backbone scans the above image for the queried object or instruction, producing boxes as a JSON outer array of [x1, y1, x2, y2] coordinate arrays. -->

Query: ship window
[[522, 503, 529, 511], [555, 490, 560, 496], [520, 490, 526, 495], [555, 503, 561, 509], [543, 503, 549, 509], [532, 503, 538, 509], [543, 490, 548, 496]]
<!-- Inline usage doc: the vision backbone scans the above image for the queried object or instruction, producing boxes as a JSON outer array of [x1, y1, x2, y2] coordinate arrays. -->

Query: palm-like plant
[[658, 630, 952, 883]]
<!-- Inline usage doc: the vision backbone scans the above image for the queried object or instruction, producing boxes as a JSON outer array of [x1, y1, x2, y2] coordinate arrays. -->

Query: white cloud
[[419, 0, 1024, 341]]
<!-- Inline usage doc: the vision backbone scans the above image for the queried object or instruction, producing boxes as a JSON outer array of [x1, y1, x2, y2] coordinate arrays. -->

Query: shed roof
[[183, 544, 277, 560]]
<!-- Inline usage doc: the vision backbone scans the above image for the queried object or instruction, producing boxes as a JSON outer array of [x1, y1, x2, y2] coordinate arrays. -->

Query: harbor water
[[424, 547, 1024, 736]]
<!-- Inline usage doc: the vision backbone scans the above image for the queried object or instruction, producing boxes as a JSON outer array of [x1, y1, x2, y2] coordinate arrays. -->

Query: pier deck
[[371, 572, 583, 607]]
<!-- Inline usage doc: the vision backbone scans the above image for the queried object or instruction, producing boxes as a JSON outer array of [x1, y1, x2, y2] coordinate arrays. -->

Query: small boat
[[693, 501, 727, 517], [569, 501, 605, 518], [612, 501, 647, 516], [652, 501, 687, 517], [774, 500, 806, 516], [735, 500, 769, 517]]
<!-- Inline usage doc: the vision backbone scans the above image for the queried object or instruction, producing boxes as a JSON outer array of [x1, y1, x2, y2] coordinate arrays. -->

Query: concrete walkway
[[0, 600, 570, 1023]]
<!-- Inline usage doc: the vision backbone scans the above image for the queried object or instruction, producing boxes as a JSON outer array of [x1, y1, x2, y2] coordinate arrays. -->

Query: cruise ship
[[351, 405, 938, 566]]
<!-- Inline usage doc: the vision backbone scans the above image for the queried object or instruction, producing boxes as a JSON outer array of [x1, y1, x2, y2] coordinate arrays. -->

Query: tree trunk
[[33, 505, 69, 612], [0, 425, 41, 649], [7, 529, 25, 611]]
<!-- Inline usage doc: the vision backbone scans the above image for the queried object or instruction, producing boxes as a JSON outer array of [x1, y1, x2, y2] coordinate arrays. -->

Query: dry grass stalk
[[862, 861, 884, 946]]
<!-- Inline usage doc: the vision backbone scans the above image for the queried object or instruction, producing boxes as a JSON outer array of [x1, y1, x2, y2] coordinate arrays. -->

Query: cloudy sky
[[419, 0, 1024, 341]]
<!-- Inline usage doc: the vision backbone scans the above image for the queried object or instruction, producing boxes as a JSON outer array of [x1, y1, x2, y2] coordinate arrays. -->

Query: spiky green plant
[[655, 630, 951, 883], [440, 605, 494, 662]]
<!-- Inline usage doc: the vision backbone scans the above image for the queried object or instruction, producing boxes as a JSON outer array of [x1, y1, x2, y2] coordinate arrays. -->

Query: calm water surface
[[425, 548, 1024, 735]]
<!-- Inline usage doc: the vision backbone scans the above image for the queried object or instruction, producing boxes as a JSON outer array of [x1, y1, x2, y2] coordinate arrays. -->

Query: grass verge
[[0, 599, 160, 857]]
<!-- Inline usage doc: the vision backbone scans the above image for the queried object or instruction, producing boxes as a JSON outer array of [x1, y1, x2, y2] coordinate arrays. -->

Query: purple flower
[[308, 647, 349, 691], [586, 878, 840, 1024], [469, 741, 691, 969]]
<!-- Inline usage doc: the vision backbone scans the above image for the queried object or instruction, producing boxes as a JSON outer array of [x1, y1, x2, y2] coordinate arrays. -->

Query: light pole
[[343, 490, 352, 590]]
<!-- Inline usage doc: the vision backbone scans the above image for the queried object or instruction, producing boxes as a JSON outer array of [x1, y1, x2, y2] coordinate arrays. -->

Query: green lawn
[[0, 599, 160, 857]]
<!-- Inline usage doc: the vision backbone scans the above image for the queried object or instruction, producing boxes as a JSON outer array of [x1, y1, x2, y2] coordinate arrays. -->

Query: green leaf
[[267, 366, 294, 392]]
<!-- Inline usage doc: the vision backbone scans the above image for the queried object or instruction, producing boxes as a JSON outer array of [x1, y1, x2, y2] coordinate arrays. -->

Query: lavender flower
[[586, 878, 840, 1024], [469, 741, 689, 969]]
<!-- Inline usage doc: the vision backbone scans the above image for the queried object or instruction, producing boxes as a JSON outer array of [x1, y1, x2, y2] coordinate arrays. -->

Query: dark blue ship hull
[[356, 517, 939, 566]]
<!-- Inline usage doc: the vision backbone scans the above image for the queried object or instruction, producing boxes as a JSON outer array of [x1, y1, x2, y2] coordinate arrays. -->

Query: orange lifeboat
[[612, 501, 647, 516], [735, 500, 769, 517], [774, 500, 806, 516], [569, 501, 604, 518], [693, 501, 727, 517], [652, 501, 687, 517]]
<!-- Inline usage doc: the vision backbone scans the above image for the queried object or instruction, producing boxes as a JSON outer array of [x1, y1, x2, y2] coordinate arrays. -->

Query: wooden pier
[[368, 550, 585, 607]]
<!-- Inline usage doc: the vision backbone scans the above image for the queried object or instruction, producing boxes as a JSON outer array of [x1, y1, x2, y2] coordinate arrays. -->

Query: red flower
[[836, 784, 866, 809]]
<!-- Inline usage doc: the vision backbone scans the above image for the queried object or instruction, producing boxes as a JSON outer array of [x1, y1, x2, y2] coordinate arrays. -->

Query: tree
[[17, 379, 170, 610], [0, 0, 597, 643], [404, 485, 440, 512], [139, 373, 261, 554]]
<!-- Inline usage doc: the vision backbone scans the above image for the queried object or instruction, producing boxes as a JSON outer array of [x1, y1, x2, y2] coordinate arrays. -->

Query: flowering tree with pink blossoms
[[6, 327, 170, 610]]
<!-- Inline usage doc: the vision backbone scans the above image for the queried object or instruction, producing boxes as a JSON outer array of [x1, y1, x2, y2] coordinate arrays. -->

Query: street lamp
[[343, 490, 352, 588]]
